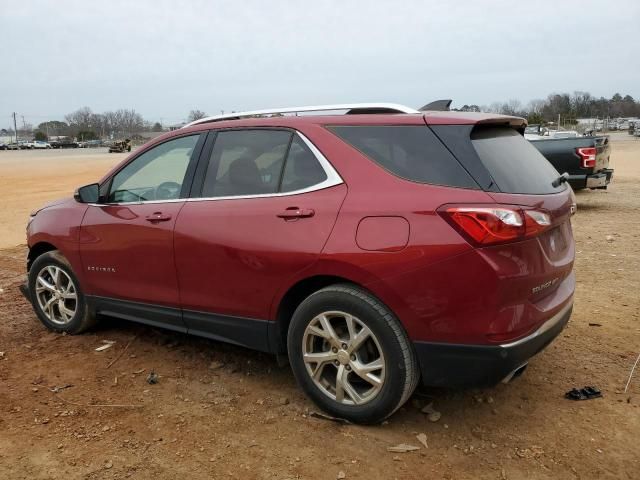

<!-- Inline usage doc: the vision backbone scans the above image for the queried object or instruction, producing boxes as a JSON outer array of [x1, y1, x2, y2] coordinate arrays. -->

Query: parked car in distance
[[5, 142, 21, 150], [21, 103, 576, 423], [524, 126, 580, 140], [530, 135, 613, 190], [524, 124, 548, 139], [50, 139, 79, 149], [549, 130, 579, 139], [32, 140, 52, 149]]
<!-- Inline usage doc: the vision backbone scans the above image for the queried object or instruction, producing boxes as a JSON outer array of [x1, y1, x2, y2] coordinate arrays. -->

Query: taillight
[[576, 147, 596, 168], [439, 206, 552, 246]]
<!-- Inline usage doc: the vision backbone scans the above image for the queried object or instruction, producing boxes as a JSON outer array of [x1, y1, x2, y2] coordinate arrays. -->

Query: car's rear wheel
[[28, 251, 97, 334], [288, 284, 419, 424]]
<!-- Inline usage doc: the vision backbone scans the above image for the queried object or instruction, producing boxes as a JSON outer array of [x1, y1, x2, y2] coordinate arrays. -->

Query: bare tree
[[527, 99, 546, 115], [499, 99, 523, 116], [117, 109, 145, 136], [486, 102, 503, 113], [18, 122, 33, 138], [188, 110, 207, 122], [65, 107, 95, 133]]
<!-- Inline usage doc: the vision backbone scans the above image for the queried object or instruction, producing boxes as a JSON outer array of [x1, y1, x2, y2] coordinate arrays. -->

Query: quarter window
[[108, 135, 200, 203], [280, 136, 328, 192], [329, 125, 477, 189]]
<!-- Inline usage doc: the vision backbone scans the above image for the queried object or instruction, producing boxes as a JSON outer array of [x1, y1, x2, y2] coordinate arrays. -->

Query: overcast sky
[[1, 0, 639, 127]]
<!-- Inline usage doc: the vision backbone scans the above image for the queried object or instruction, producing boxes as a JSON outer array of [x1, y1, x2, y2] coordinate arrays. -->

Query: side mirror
[[74, 183, 101, 203]]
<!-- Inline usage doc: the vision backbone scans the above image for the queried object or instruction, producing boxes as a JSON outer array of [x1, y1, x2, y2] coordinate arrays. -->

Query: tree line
[[4, 93, 638, 141], [2, 108, 211, 141], [32, 107, 160, 140], [456, 92, 640, 125]]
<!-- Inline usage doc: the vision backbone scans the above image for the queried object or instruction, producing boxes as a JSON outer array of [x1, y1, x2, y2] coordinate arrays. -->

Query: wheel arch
[[270, 275, 359, 353], [27, 241, 59, 271], [270, 273, 405, 355]]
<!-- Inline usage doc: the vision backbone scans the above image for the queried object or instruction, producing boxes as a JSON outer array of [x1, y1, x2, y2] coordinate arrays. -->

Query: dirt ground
[[0, 139, 639, 479]]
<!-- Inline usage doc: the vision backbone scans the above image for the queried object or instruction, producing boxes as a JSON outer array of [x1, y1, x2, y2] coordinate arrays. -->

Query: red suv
[[22, 103, 575, 423]]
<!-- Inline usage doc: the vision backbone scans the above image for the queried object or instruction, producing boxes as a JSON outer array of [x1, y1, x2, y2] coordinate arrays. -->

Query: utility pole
[[13, 112, 18, 143]]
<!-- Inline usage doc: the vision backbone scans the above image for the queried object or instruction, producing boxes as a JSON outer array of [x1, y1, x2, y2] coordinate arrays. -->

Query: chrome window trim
[[89, 131, 343, 207]]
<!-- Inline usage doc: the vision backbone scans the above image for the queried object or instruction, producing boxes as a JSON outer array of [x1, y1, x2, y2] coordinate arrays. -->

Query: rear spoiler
[[419, 99, 452, 111], [418, 99, 525, 132]]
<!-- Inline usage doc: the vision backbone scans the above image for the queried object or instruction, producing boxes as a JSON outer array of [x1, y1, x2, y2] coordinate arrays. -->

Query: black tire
[[28, 250, 97, 334], [287, 284, 419, 424]]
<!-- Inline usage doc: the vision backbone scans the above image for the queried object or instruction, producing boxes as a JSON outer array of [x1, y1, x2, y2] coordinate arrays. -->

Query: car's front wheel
[[28, 251, 97, 334], [288, 284, 419, 424]]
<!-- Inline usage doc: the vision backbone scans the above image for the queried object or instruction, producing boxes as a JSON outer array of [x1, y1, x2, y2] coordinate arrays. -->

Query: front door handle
[[145, 212, 172, 223], [277, 207, 315, 220]]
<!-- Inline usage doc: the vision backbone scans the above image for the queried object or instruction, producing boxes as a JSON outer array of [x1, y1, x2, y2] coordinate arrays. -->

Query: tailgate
[[594, 136, 611, 172], [487, 189, 575, 302]]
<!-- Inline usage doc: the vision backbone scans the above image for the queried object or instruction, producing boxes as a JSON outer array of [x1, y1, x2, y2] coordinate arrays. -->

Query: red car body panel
[[25, 110, 575, 387], [27, 198, 89, 286], [79, 202, 186, 307], [174, 184, 347, 320]]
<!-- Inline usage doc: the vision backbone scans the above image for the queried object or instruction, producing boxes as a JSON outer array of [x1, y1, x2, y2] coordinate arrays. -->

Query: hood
[[31, 197, 74, 216]]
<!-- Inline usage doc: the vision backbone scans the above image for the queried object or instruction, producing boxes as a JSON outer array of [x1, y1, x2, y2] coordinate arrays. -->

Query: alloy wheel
[[302, 311, 386, 405], [35, 266, 78, 325]]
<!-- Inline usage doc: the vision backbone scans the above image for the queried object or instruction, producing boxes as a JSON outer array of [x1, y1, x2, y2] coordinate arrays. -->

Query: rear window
[[329, 125, 478, 189], [471, 127, 566, 194]]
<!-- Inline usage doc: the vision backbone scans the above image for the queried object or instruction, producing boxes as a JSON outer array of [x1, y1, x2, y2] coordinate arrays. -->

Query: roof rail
[[182, 103, 420, 128]]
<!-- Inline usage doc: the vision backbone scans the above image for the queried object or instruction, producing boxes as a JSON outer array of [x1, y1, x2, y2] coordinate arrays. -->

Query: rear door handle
[[277, 207, 315, 220], [145, 212, 172, 223]]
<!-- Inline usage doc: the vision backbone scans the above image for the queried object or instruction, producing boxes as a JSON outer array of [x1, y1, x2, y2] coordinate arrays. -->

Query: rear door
[[174, 128, 346, 350], [80, 133, 204, 330]]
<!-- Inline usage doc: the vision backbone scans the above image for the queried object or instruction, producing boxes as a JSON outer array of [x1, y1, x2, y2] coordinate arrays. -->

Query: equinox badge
[[532, 277, 559, 294]]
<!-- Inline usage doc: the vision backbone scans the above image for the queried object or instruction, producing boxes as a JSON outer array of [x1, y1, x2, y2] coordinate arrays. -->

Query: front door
[[174, 129, 346, 349], [80, 134, 204, 329]]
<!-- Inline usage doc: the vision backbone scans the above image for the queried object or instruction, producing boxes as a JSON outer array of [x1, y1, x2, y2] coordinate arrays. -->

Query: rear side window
[[471, 127, 566, 194], [329, 125, 478, 189], [202, 130, 292, 197]]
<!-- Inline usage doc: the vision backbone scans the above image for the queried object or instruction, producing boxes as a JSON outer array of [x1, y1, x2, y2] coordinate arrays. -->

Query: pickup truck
[[528, 135, 613, 190]]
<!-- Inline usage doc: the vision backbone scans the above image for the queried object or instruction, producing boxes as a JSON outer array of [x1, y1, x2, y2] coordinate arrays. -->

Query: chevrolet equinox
[[21, 103, 576, 423]]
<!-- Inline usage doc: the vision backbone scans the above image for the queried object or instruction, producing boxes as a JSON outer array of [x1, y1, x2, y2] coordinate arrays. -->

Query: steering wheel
[[155, 181, 182, 200]]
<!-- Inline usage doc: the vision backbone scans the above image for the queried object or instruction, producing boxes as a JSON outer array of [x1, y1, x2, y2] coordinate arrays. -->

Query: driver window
[[108, 135, 200, 203]]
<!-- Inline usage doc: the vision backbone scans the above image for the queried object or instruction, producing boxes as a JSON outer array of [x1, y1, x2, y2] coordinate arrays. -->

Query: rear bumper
[[413, 301, 573, 388], [568, 169, 614, 190]]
